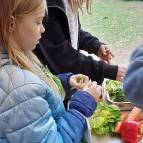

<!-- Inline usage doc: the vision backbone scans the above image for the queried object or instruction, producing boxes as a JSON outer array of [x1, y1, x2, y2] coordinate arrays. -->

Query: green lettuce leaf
[[89, 102, 121, 136]]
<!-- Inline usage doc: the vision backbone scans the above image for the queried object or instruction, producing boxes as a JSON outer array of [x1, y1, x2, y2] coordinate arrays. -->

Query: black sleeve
[[78, 17, 104, 55], [79, 28, 103, 55], [34, 8, 118, 84]]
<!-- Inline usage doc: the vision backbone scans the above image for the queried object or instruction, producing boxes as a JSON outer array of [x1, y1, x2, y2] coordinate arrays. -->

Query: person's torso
[[0, 53, 65, 142], [34, 0, 81, 75]]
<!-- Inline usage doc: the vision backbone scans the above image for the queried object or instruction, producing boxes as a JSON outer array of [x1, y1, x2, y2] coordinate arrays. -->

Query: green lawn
[[80, 0, 143, 49]]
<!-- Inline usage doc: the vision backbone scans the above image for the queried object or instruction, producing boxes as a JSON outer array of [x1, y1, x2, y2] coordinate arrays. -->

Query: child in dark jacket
[[34, 0, 126, 85]]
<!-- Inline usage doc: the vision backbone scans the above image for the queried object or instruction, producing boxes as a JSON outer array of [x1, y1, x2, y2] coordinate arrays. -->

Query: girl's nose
[[41, 24, 45, 34]]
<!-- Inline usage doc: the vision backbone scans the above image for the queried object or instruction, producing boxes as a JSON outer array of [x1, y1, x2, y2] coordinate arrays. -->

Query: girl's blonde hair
[[69, 0, 92, 13], [0, 0, 61, 95]]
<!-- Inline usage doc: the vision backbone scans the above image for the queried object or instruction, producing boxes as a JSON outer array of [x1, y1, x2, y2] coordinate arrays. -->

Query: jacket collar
[[0, 44, 10, 66], [47, 0, 65, 11]]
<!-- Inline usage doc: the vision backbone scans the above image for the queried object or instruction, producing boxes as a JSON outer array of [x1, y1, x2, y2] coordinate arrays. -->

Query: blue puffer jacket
[[0, 52, 96, 143]]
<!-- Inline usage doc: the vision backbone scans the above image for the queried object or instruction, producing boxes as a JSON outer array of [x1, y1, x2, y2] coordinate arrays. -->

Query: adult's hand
[[98, 44, 114, 64], [116, 66, 126, 81]]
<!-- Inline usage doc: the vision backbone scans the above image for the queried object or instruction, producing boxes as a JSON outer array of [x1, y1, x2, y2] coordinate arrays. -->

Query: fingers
[[76, 74, 89, 87], [115, 121, 122, 133], [88, 81, 97, 89], [99, 45, 114, 63], [94, 84, 102, 100], [127, 107, 142, 121], [81, 75, 89, 84], [105, 48, 114, 61], [83, 81, 102, 101], [83, 79, 93, 89], [70, 74, 89, 89], [101, 46, 107, 55], [72, 75, 102, 100], [116, 66, 126, 81]]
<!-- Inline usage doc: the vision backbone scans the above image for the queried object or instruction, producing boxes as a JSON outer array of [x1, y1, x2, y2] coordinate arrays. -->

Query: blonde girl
[[0, 0, 101, 142]]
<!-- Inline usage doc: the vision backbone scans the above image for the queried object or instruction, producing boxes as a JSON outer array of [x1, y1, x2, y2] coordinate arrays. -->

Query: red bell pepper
[[119, 121, 143, 143]]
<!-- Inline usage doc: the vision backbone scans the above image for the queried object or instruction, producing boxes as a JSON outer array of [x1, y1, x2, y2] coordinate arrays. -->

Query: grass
[[80, 0, 143, 49]]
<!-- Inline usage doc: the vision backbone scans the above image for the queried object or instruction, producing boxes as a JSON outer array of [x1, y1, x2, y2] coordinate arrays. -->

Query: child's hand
[[69, 74, 89, 89], [82, 80, 102, 102]]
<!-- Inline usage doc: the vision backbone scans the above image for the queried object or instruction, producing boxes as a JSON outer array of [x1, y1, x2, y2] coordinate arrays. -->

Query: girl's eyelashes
[[36, 19, 43, 25], [36, 18, 44, 25], [36, 22, 42, 25]]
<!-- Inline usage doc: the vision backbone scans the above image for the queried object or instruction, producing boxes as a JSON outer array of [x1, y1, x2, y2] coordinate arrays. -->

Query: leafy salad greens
[[89, 102, 121, 136], [105, 80, 128, 102]]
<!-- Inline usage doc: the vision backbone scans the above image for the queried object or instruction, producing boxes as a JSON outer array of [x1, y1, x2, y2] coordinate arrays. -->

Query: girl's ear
[[9, 16, 16, 33]]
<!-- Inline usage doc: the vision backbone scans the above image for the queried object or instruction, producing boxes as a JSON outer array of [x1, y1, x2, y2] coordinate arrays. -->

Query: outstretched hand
[[98, 44, 114, 64], [116, 66, 126, 81]]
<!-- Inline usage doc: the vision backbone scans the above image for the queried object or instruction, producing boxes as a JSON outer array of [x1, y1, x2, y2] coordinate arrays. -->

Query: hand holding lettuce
[[89, 99, 143, 143]]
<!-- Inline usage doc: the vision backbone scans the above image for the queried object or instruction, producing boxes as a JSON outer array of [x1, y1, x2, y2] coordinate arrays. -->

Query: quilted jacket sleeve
[[57, 72, 73, 92]]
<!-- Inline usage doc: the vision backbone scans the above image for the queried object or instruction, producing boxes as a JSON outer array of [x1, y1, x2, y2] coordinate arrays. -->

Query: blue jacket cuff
[[57, 73, 73, 91], [69, 91, 97, 117]]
